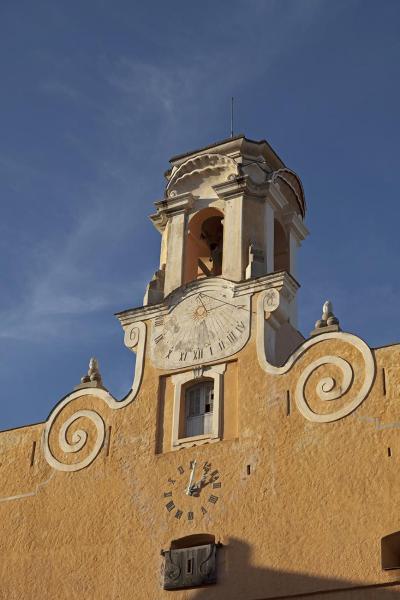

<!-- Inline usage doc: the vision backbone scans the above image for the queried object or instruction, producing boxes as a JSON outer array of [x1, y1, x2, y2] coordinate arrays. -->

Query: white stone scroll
[[256, 290, 375, 423], [43, 321, 146, 472]]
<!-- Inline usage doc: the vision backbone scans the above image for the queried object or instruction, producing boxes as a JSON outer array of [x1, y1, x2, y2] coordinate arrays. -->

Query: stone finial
[[75, 357, 105, 390], [311, 300, 341, 337]]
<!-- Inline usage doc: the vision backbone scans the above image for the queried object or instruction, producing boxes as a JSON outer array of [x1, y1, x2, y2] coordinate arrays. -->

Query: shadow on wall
[[191, 538, 400, 600]]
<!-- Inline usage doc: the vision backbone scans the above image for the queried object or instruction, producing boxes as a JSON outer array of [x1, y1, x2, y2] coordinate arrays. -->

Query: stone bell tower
[[144, 135, 308, 327]]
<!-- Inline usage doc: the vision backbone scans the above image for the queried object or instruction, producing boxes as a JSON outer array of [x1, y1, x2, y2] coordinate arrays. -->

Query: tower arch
[[184, 207, 224, 284]]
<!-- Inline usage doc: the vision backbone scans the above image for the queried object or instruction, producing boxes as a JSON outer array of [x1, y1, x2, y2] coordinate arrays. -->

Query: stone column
[[222, 194, 244, 281], [284, 213, 309, 281], [214, 179, 248, 282], [284, 213, 309, 328], [264, 200, 275, 274], [164, 211, 187, 296], [289, 229, 299, 280]]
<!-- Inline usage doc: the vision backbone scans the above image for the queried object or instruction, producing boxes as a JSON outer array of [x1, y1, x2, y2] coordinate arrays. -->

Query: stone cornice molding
[[150, 193, 194, 232], [266, 182, 289, 212], [283, 211, 309, 243], [116, 272, 299, 327], [213, 175, 270, 202]]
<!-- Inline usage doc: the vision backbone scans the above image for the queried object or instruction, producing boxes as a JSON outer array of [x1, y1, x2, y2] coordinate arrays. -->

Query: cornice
[[283, 211, 309, 242], [266, 182, 289, 211], [150, 192, 195, 232], [154, 192, 194, 215], [115, 272, 299, 327], [214, 175, 270, 201]]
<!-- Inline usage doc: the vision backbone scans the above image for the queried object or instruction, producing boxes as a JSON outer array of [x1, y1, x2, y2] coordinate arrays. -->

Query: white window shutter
[[185, 381, 214, 437]]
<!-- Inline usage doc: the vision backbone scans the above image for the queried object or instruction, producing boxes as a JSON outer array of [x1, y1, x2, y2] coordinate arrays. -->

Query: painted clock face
[[151, 290, 251, 369], [162, 459, 221, 523]]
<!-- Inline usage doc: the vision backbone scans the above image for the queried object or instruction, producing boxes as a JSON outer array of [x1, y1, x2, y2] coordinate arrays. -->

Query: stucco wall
[[1, 293, 400, 599]]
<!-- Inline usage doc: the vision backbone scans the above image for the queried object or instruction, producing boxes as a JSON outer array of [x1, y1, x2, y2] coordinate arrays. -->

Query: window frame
[[171, 364, 226, 449]]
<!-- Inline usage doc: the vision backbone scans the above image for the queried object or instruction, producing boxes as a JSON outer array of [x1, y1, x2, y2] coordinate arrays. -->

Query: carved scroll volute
[[293, 339, 375, 423], [43, 401, 107, 473], [124, 323, 141, 350], [43, 321, 146, 472], [256, 291, 376, 423]]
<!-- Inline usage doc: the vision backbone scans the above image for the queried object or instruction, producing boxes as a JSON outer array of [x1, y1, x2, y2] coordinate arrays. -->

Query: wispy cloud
[[1, 0, 328, 345]]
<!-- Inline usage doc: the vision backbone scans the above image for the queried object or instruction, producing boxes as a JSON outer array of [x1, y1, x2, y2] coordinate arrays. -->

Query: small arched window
[[185, 381, 214, 438]]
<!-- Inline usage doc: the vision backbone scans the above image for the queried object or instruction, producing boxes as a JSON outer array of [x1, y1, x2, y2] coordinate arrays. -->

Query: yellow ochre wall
[[1, 289, 400, 600]]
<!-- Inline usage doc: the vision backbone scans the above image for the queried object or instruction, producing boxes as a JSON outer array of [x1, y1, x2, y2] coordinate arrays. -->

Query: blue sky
[[1, 0, 399, 430]]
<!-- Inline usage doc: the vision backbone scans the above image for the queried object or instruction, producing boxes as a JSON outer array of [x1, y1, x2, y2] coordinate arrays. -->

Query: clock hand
[[186, 460, 197, 496]]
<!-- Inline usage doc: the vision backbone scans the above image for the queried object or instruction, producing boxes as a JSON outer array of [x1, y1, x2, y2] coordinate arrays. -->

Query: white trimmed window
[[185, 381, 214, 438], [171, 364, 226, 449]]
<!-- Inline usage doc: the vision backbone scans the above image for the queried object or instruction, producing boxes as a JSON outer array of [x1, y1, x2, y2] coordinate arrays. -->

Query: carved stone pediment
[[166, 153, 239, 198]]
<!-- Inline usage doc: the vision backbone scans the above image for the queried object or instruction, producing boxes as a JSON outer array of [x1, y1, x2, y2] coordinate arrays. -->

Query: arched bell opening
[[274, 219, 290, 272], [184, 208, 224, 284]]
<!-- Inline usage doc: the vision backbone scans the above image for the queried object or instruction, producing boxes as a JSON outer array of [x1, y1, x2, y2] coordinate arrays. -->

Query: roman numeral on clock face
[[208, 495, 219, 504], [154, 316, 164, 327], [154, 334, 164, 344], [193, 349, 203, 360], [227, 331, 237, 343], [166, 501, 175, 512]]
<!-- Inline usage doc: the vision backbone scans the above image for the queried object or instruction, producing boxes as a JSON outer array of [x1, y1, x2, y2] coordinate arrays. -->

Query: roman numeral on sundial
[[236, 321, 245, 332]]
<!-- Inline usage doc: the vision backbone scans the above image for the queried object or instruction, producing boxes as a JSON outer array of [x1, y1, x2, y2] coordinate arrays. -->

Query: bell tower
[[145, 135, 308, 327]]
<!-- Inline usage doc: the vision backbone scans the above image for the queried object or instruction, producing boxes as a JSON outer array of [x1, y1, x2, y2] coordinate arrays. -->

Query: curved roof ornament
[[166, 153, 239, 197], [270, 168, 306, 218]]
